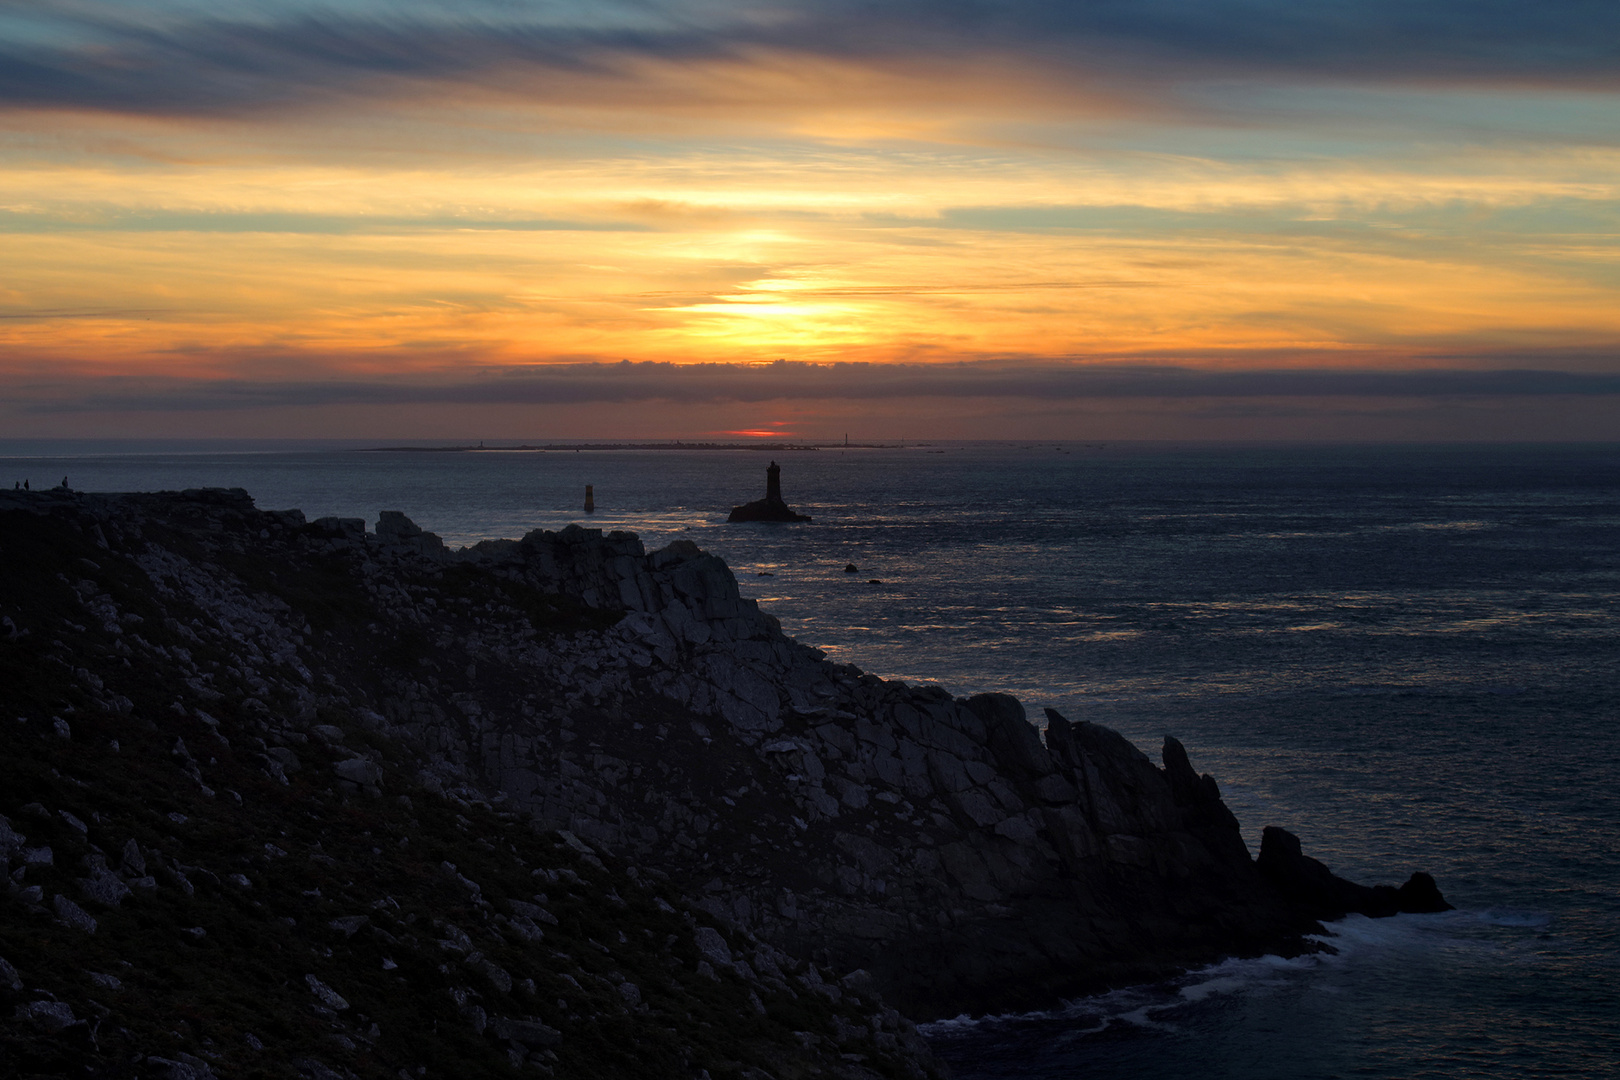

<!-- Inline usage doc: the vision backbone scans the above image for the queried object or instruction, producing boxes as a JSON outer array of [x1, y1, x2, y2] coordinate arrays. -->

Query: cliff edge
[[0, 487, 1447, 1077]]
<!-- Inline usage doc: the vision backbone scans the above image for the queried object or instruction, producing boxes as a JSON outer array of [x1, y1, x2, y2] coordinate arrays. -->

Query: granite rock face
[[0, 489, 943, 1080], [0, 486, 1447, 1034]]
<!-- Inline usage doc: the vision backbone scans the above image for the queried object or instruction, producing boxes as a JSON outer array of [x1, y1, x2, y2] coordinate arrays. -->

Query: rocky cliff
[[0, 487, 1445, 1077]]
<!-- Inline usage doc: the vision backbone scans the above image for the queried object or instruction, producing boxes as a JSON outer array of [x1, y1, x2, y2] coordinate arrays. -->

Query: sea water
[[3, 440, 1616, 1079]]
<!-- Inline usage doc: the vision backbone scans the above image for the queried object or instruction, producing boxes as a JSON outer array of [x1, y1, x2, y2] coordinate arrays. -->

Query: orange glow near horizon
[[7, 194, 1618, 379], [3, 13, 1619, 438]]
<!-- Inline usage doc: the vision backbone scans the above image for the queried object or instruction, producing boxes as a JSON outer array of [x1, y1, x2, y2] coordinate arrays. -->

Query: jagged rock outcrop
[[1256, 827, 1452, 920], [0, 486, 1447, 1047], [727, 461, 811, 523], [0, 489, 940, 1080]]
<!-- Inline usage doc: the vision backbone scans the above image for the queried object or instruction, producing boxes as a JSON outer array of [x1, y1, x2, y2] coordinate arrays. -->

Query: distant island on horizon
[[359, 440, 915, 452]]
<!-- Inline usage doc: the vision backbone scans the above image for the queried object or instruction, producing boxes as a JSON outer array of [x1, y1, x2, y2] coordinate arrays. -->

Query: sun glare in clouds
[[2, 1, 1618, 435], [4, 141, 1618, 378]]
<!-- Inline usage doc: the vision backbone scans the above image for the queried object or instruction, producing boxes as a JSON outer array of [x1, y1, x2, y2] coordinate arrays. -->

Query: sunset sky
[[3, 1, 1618, 439]]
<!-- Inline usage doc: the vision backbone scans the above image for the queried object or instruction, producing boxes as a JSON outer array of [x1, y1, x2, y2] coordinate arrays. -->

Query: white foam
[[1115, 1005, 1178, 1031], [924, 907, 1532, 1044], [1257, 950, 1327, 971], [921, 1012, 990, 1033], [1178, 974, 1251, 1002], [1309, 910, 1458, 956]]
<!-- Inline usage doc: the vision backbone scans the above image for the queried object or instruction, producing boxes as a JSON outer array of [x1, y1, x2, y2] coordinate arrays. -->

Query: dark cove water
[[4, 440, 1616, 1078]]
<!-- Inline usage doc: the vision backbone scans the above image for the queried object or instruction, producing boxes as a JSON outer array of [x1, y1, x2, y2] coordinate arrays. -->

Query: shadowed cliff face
[[0, 489, 944, 1080], [0, 487, 1443, 1041]]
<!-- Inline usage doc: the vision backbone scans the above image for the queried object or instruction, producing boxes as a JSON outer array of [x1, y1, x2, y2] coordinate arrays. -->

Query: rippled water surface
[[4, 440, 1617, 1078]]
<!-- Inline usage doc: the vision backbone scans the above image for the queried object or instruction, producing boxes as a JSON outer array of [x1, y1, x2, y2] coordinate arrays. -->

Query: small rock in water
[[844, 563, 859, 573]]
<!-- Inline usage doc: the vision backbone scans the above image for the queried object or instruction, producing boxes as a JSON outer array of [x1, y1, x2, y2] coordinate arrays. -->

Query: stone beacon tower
[[728, 459, 812, 523]]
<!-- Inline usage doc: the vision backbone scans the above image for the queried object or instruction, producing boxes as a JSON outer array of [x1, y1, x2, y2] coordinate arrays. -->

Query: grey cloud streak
[[0, 14, 718, 116], [17, 362, 1620, 414], [3, 1, 1618, 119]]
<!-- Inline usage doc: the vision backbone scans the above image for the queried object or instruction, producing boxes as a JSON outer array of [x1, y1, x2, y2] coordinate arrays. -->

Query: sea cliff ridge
[[0, 487, 1447, 1079]]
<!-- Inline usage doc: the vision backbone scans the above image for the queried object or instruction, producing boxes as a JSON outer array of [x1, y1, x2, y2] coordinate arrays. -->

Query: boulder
[[53, 894, 97, 933], [376, 511, 446, 558], [78, 855, 132, 907], [693, 926, 732, 968], [121, 838, 147, 877], [304, 974, 349, 1011], [489, 1016, 562, 1047], [15, 999, 79, 1034], [333, 758, 383, 788]]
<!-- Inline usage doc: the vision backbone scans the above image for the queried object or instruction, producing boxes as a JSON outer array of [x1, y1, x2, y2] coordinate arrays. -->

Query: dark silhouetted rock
[[376, 510, 446, 559], [1257, 826, 1452, 919], [1397, 871, 1453, 913], [728, 461, 812, 522], [0, 484, 1454, 1038]]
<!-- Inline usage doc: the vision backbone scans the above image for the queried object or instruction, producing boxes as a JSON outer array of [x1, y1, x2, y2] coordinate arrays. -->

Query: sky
[[2, 0, 1618, 440]]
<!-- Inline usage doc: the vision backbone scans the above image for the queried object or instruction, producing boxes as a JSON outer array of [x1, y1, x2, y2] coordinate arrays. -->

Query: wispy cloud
[[3, 4, 1617, 443], [3, 2, 1617, 122], [0, 208, 653, 233]]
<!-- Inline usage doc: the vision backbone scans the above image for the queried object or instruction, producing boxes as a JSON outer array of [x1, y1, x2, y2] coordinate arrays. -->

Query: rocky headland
[[0, 487, 1447, 1079]]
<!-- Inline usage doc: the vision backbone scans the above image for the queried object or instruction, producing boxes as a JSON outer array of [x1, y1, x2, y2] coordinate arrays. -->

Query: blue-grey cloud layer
[[15, 362, 1620, 413], [3, 1, 1618, 118]]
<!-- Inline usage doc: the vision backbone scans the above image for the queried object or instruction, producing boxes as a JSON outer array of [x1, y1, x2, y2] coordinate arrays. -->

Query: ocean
[[2, 439, 1616, 1079]]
